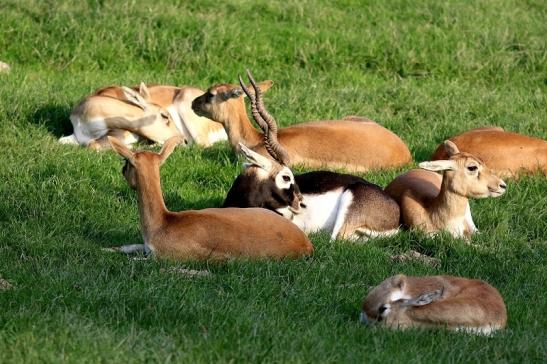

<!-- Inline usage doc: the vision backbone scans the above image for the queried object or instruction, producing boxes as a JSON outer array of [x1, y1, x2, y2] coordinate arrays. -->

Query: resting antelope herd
[[54, 69, 547, 335]]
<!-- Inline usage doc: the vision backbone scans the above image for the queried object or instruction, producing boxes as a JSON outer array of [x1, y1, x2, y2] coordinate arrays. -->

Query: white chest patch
[[207, 127, 228, 144], [292, 189, 344, 234], [446, 216, 467, 238]]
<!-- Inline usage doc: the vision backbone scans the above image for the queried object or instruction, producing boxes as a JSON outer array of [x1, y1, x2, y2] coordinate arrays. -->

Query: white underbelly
[[292, 189, 344, 234]]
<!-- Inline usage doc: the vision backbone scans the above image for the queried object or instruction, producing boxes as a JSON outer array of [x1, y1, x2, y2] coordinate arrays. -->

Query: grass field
[[0, 0, 546, 362]]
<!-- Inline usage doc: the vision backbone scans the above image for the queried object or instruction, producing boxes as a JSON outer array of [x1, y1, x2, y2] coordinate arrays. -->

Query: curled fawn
[[361, 274, 507, 334]]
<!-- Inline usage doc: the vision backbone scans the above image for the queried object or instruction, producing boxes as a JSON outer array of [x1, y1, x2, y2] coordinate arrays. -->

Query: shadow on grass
[[30, 104, 73, 138]]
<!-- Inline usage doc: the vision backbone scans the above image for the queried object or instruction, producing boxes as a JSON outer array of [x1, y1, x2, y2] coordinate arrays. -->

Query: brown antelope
[[385, 141, 507, 238], [223, 78, 400, 240], [59, 85, 181, 150], [191, 70, 412, 172], [95, 83, 227, 146], [431, 126, 547, 177], [107, 136, 313, 260], [361, 274, 507, 334]]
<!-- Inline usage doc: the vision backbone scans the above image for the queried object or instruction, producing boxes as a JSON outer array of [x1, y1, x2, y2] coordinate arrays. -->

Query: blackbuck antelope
[[59, 85, 181, 150], [431, 126, 547, 177], [222, 79, 400, 240], [108, 136, 313, 260], [385, 141, 507, 238], [361, 274, 507, 334], [192, 70, 412, 172], [95, 83, 227, 146]]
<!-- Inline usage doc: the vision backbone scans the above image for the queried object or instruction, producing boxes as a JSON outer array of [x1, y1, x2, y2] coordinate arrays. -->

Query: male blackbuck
[[59, 86, 181, 150], [96, 83, 227, 146], [361, 274, 507, 334], [192, 70, 412, 172], [431, 126, 547, 177], [385, 141, 507, 238], [107, 136, 313, 260], [222, 80, 400, 240]]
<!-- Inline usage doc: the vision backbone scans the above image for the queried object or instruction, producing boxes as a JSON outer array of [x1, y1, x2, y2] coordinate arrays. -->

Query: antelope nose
[[499, 182, 507, 190]]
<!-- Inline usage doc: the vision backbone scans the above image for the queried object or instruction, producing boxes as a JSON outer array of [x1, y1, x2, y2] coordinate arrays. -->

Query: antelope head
[[191, 78, 273, 127], [361, 274, 443, 325], [237, 143, 303, 218], [224, 70, 303, 218], [419, 141, 507, 198]]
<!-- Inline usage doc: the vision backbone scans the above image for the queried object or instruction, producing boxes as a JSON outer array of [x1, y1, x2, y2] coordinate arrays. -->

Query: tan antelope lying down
[[361, 274, 507, 334], [192, 70, 412, 172], [385, 141, 507, 238], [431, 126, 547, 177], [223, 77, 400, 240], [95, 83, 227, 146], [107, 136, 313, 260], [59, 85, 181, 150]]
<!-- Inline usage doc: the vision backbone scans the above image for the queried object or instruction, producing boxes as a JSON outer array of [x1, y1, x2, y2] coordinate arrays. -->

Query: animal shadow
[[31, 104, 73, 138]]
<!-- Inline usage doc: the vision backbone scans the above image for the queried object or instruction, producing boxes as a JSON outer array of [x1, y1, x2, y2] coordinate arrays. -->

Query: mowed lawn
[[0, 0, 546, 362]]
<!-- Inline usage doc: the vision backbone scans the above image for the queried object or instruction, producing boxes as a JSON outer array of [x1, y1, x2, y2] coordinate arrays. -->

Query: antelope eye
[[467, 165, 478, 172], [282, 175, 291, 182], [160, 111, 169, 119]]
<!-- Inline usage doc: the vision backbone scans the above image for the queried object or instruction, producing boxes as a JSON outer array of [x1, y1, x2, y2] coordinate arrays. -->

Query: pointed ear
[[121, 86, 148, 111], [443, 140, 460, 156], [402, 289, 443, 307], [390, 274, 406, 290], [158, 136, 183, 165], [419, 160, 457, 172], [257, 80, 273, 93], [139, 82, 151, 100], [108, 136, 135, 164], [238, 143, 273, 171]]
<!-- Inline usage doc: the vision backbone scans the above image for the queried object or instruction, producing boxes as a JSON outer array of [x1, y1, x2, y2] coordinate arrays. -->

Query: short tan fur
[[386, 140, 506, 238], [361, 274, 507, 334], [108, 136, 313, 261], [191, 71, 411, 172], [431, 127, 547, 177]]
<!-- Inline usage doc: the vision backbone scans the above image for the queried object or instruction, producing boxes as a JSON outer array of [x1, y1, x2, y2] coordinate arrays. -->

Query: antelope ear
[[402, 289, 443, 307], [139, 82, 151, 100], [443, 140, 460, 156], [158, 136, 183, 165], [242, 80, 274, 97], [121, 86, 148, 111], [238, 143, 273, 171], [419, 160, 457, 172], [390, 274, 407, 290], [108, 136, 135, 164]]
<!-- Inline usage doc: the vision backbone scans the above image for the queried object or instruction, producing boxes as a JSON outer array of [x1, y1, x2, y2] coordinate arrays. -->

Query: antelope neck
[[135, 161, 168, 238], [224, 105, 262, 149], [429, 177, 468, 220]]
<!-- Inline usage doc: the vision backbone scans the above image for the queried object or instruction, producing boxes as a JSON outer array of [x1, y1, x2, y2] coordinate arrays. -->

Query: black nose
[[379, 305, 388, 314], [499, 182, 507, 190], [299, 202, 307, 208]]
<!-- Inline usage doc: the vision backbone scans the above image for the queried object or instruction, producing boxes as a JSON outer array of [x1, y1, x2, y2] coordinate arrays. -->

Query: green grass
[[0, 0, 546, 362]]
